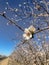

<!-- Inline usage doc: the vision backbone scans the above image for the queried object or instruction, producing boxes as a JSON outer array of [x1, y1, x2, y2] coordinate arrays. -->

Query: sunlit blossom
[[23, 28, 32, 40], [3, 11, 6, 14], [23, 2, 26, 4], [5, 7, 7, 10], [15, 8, 18, 12], [19, 4, 22, 7], [6, 2, 8, 5], [28, 25, 36, 33], [23, 25, 36, 40]]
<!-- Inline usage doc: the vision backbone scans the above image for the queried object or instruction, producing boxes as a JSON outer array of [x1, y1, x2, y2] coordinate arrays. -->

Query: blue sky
[[0, 15, 18, 56], [0, 0, 23, 56]]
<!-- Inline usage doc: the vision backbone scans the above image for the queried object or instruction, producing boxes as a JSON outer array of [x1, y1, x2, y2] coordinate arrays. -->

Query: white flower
[[6, 2, 8, 5], [23, 2, 26, 4], [5, 7, 7, 10], [28, 25, 36, 33], [15, 15, 17, 17], [15, 9, 18, 12], [24, 28, 30, 33], [23, 28, 32, 40], [19, 4, 22, 7], [23, 25, 36, 40], [3, 11, 6, 14]]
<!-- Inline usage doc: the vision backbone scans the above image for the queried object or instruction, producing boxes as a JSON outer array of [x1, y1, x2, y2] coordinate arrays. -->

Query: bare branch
[[0, 12, 24, 31]]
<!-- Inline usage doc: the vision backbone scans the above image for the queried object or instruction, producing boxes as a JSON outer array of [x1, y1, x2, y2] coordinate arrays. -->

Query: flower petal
[[28, 25, 36, 33], [24, 28, 30, 33]]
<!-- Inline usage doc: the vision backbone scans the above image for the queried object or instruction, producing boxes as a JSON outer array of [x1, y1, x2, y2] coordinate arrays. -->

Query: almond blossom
[[23, 25, 36, 40], [28, 25, 36, 33], [23, 28, 32, 40]]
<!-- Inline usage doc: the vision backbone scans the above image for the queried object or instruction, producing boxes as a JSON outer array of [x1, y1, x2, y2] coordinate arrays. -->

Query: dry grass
[[0, 57, 19, 65], [0, 57, 9, 65]]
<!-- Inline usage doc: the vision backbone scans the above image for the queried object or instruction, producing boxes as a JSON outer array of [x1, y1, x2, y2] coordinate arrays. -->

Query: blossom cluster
[[23, 25, 36, 40]]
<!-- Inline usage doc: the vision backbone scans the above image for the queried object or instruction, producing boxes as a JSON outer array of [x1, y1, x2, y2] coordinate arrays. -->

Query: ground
[[0, 57, 9, 65]]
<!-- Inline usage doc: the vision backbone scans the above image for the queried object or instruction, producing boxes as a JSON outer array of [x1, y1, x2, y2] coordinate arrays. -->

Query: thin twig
[[0, 12, 24, 31]]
